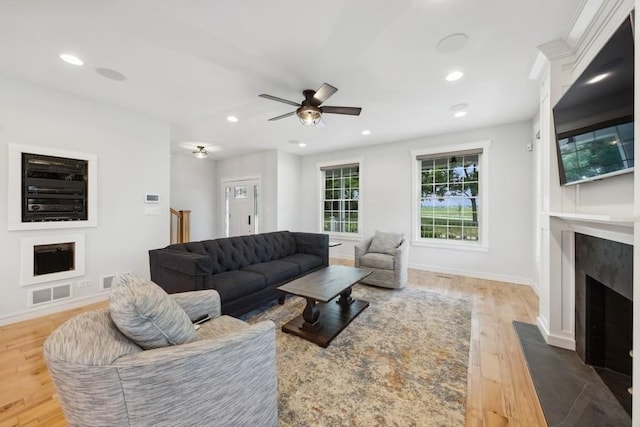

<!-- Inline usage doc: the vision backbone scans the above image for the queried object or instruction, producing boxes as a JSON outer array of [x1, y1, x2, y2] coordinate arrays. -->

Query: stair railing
[[170, 209, 191, 244]]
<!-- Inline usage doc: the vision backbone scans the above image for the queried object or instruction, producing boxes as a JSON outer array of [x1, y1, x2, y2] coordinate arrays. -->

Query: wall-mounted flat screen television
[[552, 15, 634, 186]]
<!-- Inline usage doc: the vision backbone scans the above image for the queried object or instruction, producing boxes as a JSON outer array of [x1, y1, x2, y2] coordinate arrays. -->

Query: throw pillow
[[368, 230, 404, 255], [109, 274, 197, 350]]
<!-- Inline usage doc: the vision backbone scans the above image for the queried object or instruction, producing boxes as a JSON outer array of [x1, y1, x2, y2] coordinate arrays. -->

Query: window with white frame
[[413, 142, 489, 247], [321, 163, 360, 234]]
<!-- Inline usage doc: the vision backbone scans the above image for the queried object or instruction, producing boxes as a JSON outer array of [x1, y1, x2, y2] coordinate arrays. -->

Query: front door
[[224, 179, 260, 237]]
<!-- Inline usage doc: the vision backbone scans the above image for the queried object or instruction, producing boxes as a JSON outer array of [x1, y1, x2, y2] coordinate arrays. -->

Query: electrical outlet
[[76, 279, 92, 288]]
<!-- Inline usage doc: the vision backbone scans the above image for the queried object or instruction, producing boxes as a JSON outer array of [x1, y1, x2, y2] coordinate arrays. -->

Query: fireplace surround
[[20, 234, 85, 286], [575, 232, 633, 415]]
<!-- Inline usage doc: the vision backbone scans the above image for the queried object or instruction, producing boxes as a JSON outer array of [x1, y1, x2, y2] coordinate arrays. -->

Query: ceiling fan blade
[[259, 94, 301, 107], [321, 106, 362, 116], [268, 111, 296, 121], [312, 83, 338, 105]]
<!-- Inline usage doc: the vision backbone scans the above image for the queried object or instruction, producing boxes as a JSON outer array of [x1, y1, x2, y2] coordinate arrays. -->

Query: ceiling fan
[[192, 145, 208, 158], [259, 83, 362, 127]]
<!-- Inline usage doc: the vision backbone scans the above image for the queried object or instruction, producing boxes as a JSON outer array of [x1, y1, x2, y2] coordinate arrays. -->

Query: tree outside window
[[420, 154, 479, 241], [322, 165, 359, 233]]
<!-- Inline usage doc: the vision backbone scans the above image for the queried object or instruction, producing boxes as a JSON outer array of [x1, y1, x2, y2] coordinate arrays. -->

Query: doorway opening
[[223, 178, 260, 237]]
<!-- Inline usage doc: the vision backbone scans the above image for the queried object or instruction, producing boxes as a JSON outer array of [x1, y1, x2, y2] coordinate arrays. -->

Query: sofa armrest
[[149, 249, 213, 293], [354, 237, 373, 267], [151, 249, 213, 276], [293, 232, 329, 266], [392, 238, 410, 268], [170, 290, 221, 320], [113, 320, 278, 426]]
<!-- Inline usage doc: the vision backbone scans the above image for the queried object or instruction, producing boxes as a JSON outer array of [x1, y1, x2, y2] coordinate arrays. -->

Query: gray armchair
[[44, 289, 278, 427], [355, 234, 409, 289]]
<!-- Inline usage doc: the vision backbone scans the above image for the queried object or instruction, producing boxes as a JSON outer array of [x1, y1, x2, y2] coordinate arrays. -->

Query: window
[[412, 142, 489, 249], [321, 163, 360, 234]]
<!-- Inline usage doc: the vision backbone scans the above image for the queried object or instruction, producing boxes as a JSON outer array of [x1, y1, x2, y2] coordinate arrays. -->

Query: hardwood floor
[[0, 262, 546, 426]]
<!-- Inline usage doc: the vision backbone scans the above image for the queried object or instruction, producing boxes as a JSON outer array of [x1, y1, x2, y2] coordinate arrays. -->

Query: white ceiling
[[0, 0, 584, 159]]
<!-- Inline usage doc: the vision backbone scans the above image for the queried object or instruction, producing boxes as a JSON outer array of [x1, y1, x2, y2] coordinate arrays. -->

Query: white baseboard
[[330, 253, 353, 261], [0, 293, 108, 326], [536, 316, 575, 350], [408, 262, 534, 288], [331, 255, 536, 288]]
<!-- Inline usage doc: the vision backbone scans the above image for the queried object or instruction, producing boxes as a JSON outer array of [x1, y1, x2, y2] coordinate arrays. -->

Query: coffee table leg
[[300, 297, 322, 332], [337, 286, 354, 306]]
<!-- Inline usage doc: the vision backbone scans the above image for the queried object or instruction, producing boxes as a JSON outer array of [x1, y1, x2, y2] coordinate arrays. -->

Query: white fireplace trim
[[537, 315, 575, 350], [20, 234, 85, 286], [543, 215, 634, 351]]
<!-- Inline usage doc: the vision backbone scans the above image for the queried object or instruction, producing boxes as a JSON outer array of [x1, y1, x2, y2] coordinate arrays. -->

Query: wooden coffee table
[[277, 265, 372, 347]]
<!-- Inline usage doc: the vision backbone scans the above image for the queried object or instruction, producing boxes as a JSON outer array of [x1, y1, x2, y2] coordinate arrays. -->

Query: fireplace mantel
[[548, 212, 635, 227], [547, 212, 634, 246]]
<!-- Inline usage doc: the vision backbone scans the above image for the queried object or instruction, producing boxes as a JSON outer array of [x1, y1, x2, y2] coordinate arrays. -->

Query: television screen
[[553, 16, 634, 185]]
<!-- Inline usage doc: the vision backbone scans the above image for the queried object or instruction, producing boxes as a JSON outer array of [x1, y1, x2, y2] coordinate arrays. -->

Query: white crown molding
[[564, 0, 605, 48], [568, 0, 633, 75], [530, 0, 633, 80], [538, 40, 574, 61]]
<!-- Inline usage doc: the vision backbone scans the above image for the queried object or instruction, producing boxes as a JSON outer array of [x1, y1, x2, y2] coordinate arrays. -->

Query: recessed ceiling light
[[436, 34, 468, 54], [227, 116, 239, 123], [361, 130, 371, 135], [450, 103, 468, 117], [59, 53, 84, 66], [586, 73, 610, 84], [445, 70, 464, 82], [298, 142, 307, 147]]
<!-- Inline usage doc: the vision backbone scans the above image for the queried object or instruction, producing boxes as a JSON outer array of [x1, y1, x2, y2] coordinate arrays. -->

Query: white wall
[[276, 151, 301, 231], [299, 121, 536, 285], [170, 153, 217, 241], [0, 75, 170, 324], [215, 150, 278, 235]]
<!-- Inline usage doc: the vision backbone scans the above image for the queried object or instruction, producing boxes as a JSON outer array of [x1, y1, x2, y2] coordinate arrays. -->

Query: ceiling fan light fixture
[[297, 105, 322, 127], [193, 145, 208, 158]]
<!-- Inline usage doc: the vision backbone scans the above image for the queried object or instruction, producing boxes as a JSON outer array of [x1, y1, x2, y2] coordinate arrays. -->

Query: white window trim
[[317, 158, 363, 239], [410, 140, 491, 252]]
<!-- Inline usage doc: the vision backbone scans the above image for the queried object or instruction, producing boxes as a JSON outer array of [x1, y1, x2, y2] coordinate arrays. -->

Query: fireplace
[[20, 234, 85, 286], [575, 233, 633, 415], [33, 242, 75, 276]]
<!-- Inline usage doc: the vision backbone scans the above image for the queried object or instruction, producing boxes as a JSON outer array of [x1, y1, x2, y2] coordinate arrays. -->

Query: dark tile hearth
[[513, 321, 630, 427]]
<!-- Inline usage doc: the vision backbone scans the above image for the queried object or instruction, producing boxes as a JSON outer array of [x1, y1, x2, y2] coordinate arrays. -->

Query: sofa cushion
[[359, 252, 395, 270], [210, 270, 266, 303], [280, 253, 323, 274], [369, 230, 404, 254], [109, 275, 197, 350], [242, 260, 300, 286]]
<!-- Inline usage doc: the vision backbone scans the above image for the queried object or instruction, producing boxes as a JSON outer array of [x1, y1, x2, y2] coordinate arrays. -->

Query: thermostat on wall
[[145, 193, 160, 203]]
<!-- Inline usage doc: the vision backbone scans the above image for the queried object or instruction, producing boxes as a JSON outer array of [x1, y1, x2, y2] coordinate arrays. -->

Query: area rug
[[244, 284, 472, 426]]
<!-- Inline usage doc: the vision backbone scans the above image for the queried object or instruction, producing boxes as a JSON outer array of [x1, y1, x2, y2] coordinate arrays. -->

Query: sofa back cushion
[[166, 231, 298, 274]]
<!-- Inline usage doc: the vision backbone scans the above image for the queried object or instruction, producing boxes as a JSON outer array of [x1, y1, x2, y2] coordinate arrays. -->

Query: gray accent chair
[[354, 236, 409, 289], [43, 290, 278, 427]]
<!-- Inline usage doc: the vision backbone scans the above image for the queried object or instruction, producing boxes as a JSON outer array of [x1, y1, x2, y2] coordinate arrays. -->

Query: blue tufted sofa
[[149, 231, 329, 316]]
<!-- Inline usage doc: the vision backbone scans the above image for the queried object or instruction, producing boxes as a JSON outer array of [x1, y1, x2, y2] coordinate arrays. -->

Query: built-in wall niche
[[20, 234, 85, 286], [8, 143, 97, 230]]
